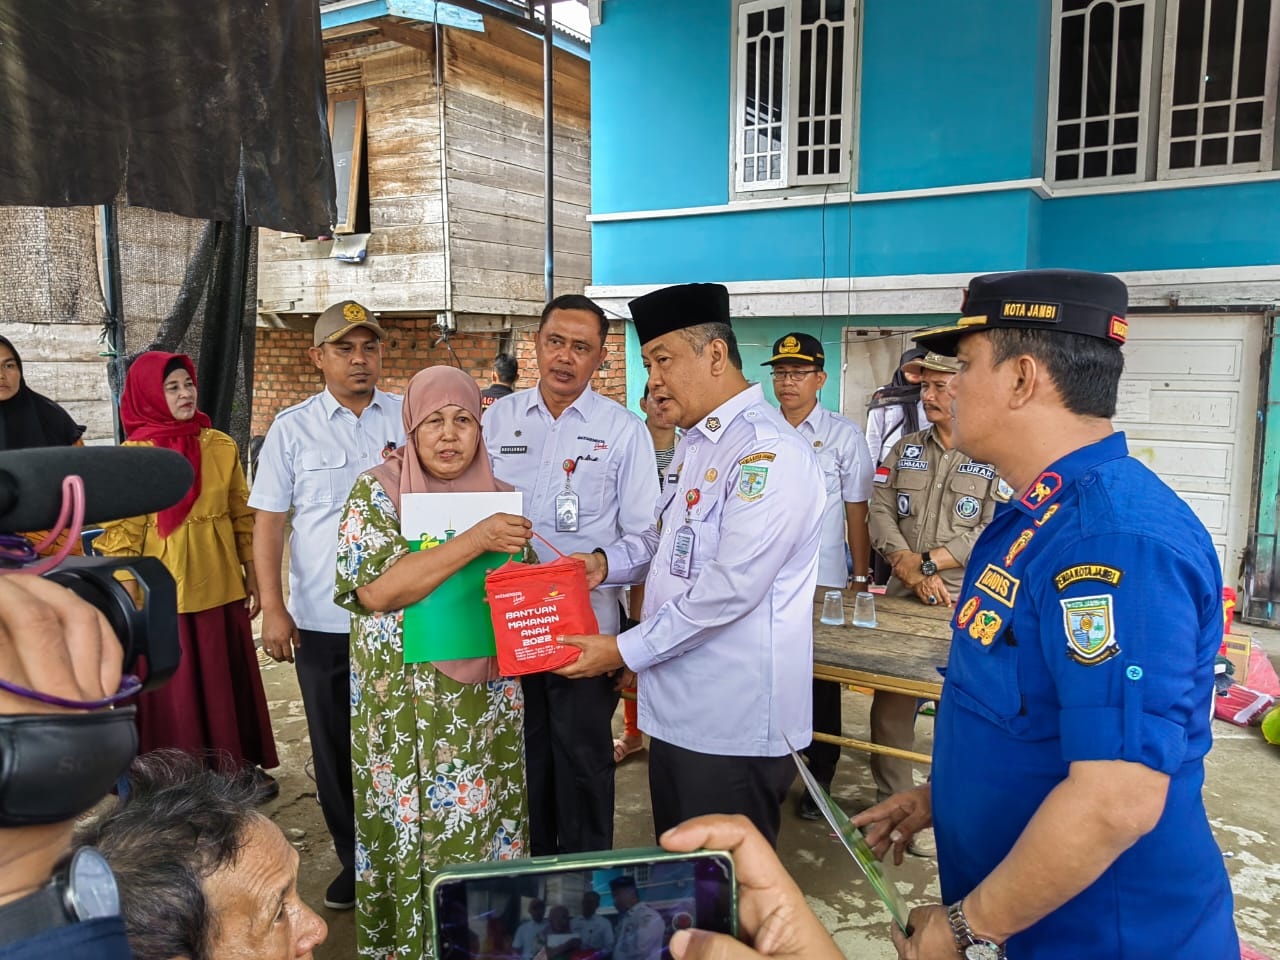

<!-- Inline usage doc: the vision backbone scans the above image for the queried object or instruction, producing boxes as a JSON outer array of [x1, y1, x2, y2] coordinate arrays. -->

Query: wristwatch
[[0, 848, 120, 948], [947, 900, 1005, 960], [920, 551, 938, 577]]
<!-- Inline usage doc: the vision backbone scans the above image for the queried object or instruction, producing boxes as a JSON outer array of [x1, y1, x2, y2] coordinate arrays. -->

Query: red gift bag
[[485, 533, 599, 676]]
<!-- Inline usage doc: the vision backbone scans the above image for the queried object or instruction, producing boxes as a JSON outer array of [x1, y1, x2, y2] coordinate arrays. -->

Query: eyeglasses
[[771, 369, 819, 383]]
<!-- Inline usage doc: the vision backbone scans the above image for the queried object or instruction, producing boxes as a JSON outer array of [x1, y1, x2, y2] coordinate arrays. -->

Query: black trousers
[[648, 738, 796, 848], [523, 670, 620, 855], [296, 629, 354, 874], [802, 679, 842, 788]]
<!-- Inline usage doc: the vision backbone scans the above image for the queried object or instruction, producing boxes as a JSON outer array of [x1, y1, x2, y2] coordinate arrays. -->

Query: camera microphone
[[0, 446, 195, 533]]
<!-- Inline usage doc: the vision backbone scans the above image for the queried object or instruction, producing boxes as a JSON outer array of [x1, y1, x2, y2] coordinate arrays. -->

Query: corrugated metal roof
[[319, 0, 589, 49]]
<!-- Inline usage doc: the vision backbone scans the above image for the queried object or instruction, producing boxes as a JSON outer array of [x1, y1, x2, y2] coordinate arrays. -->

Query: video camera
[[0, 445, 192, 827]]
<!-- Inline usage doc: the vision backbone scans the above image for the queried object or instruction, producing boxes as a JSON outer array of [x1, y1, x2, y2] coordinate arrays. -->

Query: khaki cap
[[313, 300, 387, 346], [919, 351, 959, 373]]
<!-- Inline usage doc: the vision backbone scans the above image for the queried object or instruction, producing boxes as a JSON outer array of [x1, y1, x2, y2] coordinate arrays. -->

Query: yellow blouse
[[96, 429, 254, 614]]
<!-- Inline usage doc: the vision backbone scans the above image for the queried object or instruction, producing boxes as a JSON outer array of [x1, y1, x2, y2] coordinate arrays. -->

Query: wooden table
[[811, 591, 953, 764]]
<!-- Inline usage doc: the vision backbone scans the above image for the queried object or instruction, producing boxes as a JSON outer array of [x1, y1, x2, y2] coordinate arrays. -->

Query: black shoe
[[252, 767, 279, 804], [796, 791, 825, 821], [324, 869, 356, 910]]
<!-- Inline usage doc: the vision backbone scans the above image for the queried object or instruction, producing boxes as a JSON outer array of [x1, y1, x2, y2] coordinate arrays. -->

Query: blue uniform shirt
[[932, 432, 1238, 958]]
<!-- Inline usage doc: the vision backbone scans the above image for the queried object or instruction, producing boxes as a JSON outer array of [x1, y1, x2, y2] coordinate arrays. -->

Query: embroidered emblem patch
[[955, 495, 980, 520], [969, 609, 1003, 646], [1021, 471, 1062, 510], [343, 302, 367, 322], [1108, 315, 1128, 343], [1054, 564, 1123, 592], [738, 452, 776, 465], [897, 493, 911, 517], [996, 479, 1015, 501], [1061, 595, 1120, 665], [975, 563, 1020, 608], [1000, 300, 1060, 321], [1034, 504, 1059, 527], [737, 464, 769, 501], [779, 334, 801, 354], [1004, 529, 1034, 566], [957, 462, 995, 480], [956, 596, 979, 629], [705, 417, 722, 432], [874, 466, 891, 485], [903, 443, 924, 460]]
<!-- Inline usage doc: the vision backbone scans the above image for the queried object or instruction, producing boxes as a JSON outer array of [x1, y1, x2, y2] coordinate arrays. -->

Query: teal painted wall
[[589, 0, 1280, 285]]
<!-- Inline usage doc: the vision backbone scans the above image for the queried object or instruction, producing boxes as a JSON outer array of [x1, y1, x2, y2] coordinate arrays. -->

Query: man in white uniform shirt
[[608, 877, 663, 960], [764, 331, 873, 820], [559, 283, 824, 847], [484, 294, 658, 855], [249, 300, 404, 910], [572, 891, 615, 954]]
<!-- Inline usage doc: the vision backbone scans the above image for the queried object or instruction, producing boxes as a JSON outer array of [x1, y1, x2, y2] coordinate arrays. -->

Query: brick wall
[[251, 317, 630, 438]]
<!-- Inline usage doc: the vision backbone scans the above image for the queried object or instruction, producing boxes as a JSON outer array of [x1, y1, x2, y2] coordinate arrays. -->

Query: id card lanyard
[[671, 489, 699, 579], [555, 458, 579, 533]]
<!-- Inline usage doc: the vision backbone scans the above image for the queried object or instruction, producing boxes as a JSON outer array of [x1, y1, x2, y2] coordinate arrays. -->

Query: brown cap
[[313, 300, 387, 346]]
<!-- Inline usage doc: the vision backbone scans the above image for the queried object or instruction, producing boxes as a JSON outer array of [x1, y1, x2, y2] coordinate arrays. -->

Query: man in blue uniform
[[854, 269, 1238, 958]]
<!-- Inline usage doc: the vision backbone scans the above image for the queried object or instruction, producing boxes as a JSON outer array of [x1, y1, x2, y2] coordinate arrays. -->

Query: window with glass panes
[[1048, 0, 1279, 185], [734, 0, 856, 192]]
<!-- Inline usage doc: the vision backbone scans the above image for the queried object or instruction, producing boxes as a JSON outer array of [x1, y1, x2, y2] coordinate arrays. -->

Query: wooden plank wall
[[442, 18, 592, 317], [0, 207, 115, 441], [257, 38, 449, 316]]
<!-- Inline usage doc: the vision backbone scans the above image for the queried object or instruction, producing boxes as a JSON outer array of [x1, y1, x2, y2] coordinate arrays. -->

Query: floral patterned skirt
[[351, 634, 527, 960]]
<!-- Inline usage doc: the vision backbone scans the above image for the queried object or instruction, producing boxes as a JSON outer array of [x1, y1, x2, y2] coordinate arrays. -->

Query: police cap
[[913, 269, 1129, 355]]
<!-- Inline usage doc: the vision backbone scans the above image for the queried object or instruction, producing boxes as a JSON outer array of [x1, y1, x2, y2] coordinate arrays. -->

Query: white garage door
[[840, 315, 1263, 577], [1118, 313, 1262, 579]]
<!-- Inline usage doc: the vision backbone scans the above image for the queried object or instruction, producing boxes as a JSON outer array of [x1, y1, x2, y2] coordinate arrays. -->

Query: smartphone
[[429, 846, 736, 958]]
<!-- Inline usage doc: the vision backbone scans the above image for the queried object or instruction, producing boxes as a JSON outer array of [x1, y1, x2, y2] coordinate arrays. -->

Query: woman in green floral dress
[[335, 366, 534, 959]]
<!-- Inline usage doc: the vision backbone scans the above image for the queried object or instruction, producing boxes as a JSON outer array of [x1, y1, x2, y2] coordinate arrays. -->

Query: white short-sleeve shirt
[[796, 404, 872, 588], [247, 388, 404, 633]]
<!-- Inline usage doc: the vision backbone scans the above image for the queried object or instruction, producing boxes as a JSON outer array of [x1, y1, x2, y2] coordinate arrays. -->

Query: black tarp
[[0, 0, 337, 236]]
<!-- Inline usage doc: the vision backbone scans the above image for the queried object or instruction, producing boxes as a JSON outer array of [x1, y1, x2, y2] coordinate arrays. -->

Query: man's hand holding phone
[[660, 815, 843, 960]]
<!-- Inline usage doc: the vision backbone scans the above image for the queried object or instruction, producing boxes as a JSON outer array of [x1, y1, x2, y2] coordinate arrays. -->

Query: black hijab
[[0, 335, 87, 450], [867, 347, 926, 435]]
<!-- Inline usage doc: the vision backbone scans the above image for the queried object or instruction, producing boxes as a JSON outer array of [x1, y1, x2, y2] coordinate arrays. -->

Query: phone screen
[[433, 852, 735, 959]]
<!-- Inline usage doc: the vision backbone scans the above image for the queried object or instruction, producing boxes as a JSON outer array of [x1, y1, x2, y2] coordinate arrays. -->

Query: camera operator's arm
[[0, 575, 119, 908], [253, 510, 300, 663]]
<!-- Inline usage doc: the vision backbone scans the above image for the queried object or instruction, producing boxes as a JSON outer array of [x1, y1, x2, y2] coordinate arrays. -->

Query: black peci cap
[[914, 269, 1129, 355], [629, 283, 731, 345], [762, 332, 824, 368]]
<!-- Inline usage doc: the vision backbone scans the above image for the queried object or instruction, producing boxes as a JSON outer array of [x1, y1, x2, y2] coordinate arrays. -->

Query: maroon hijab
[[120, 352, 211, 537], [367, 366, 511, 683]]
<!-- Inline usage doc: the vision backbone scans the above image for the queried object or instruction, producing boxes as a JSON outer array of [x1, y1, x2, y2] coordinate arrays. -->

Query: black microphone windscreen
[[0, 447, 196, 532]]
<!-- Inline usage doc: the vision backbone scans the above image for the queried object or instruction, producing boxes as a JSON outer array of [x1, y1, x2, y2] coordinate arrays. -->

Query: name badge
[[555, 491, 579, 533], [670, 525, 696, 578], [499, 445, 528, 455]]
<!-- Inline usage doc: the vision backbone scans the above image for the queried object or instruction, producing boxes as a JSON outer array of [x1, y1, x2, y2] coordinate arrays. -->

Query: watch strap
[[947, 900, 1005, 959]]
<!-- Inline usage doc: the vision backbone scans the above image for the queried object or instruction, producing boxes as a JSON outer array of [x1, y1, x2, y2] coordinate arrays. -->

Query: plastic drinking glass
[[820, 590, 845, 626], [851, 591, 877, 628]]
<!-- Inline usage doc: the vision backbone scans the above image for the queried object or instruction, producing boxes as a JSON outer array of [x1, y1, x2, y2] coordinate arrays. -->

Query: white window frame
[[1156, 0, 1280, 179], [732, 0, 858, 194], [1047, 0, 1280, 186], [1046, 0, 1159, 187]]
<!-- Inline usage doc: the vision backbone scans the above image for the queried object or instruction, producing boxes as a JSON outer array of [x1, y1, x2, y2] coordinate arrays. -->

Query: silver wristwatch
[[947, 900, 1005, 960]]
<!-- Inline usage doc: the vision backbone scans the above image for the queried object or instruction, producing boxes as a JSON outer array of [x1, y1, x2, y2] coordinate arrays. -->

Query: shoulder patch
[[1061, 595, 1120, 665], [874, 465, 891, 484], [737, 463, 769, 502], [1003, 529, 1035, 566], [974, 563, 1020, 608], [968, 609, 1003, 645], [738, 451, 777, 466], [1054, 564, 1123, 592], [957, 462, 996, 481]]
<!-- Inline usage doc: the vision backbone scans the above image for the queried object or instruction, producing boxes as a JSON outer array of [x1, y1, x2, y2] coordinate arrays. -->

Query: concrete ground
[[258, 628, 1280, 959]]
